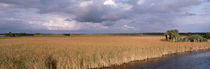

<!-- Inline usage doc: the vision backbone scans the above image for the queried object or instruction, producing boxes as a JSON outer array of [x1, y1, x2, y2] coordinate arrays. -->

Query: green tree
[[204, 33, 210, 39], [187, 34, 208, 42], [5, 32, 16, 37], [164, 29, 180, 41]]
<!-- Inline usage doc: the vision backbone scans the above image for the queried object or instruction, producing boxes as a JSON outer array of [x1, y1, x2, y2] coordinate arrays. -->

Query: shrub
[[164, 29, 180, 41], [63, 34, 71, 36], [186, 35, 208, 42], [204, 33, 210, 39], [18, 33, 34, 36], [5, 32, 16, 37], [5, 32, 34, 37]]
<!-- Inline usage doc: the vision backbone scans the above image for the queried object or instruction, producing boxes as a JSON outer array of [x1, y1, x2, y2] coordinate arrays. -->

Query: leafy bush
[[63, 34, 71, 36], [204, 33, 210, 39], [5, 32, 34, 37], [164, 29, 180, 41], [164, 30, 208, 42], [186, 35, 208, 42], [5, 32, 16, 37]]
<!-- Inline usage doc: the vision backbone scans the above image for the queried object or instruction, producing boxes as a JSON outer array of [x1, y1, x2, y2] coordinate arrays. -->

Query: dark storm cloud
[[0, 19, 47, 33], [0, 0, 209, 33], [1, 0, 132, 23], [0, 0, 202, 22]]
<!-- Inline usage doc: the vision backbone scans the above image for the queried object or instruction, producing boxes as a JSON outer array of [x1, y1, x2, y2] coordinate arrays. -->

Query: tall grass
[[0, 35, 209, 69]]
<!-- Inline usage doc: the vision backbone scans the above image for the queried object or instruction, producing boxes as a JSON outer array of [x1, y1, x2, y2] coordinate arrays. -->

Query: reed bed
[[0, 35, 209, 69]]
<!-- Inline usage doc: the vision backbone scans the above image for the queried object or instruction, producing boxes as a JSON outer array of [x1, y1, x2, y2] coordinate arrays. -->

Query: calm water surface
[[129, 50, 210, 69]]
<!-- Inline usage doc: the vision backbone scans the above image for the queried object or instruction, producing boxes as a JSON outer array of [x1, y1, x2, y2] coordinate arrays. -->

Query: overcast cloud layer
[[0, 0, 210, 33]]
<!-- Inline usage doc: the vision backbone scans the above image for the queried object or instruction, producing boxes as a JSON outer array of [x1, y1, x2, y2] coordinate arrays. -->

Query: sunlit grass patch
[[0, 35, 209, 69]]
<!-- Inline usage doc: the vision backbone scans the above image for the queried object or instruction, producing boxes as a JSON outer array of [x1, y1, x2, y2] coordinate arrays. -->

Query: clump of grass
[[45, 56, 57, 69]]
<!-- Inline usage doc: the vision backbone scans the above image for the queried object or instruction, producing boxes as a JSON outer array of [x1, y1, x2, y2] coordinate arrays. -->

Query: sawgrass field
[[0, 35, 209, 69]]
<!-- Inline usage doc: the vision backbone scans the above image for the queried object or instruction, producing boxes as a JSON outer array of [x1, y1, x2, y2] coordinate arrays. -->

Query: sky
[[0, 0, 210, 33]]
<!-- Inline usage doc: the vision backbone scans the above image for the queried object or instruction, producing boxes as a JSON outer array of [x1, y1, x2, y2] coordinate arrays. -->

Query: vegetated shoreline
[[0, 35, 209, 69], [99, 49, 210, 69]]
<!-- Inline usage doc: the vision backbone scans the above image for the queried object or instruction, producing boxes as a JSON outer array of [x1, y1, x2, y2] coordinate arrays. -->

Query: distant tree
[[5, 32, 34, 37], [164, 30, 208, 42], [204, 33, 210, 39], [164, 29, 180, 41], [8, 32, 13, 37], [5, 32, 16, 37], [186, 34, 208, 42], [63, 34, 71, 36]]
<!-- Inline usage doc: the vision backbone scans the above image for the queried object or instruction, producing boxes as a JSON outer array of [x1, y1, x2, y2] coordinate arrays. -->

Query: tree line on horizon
[[3, 32, 72, 37], [1, 31, 210, 41]]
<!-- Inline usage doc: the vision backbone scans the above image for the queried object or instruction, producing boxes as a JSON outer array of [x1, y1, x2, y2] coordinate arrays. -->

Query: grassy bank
[[0, 35, 209, 69]]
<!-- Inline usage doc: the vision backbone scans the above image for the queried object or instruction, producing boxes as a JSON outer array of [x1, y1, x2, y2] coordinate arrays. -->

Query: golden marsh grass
[[0, 35, 209, 69]]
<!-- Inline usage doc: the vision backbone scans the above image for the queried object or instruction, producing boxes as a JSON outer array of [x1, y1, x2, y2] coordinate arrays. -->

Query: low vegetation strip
[[164, 29, 208, 42], [0, 35, 209, 69]]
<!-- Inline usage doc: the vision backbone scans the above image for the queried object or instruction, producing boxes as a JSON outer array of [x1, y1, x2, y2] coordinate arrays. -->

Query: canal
[[131, 50, 210, 69], [106, 50, 210, 69]]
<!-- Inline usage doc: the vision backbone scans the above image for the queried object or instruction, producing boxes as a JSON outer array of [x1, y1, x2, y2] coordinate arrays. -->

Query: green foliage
[[164, 30, 208, 42], [186, 35, 208, 42], [164, 29, 180, 41], [5, 32, 16, 37], [63, 34, 71, 36], [5, 32, 34, 37], [204, 33, 210, 39]]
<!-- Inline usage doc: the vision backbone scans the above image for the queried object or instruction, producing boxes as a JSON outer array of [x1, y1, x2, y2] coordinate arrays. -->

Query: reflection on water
[[130, 50, 210, 69]]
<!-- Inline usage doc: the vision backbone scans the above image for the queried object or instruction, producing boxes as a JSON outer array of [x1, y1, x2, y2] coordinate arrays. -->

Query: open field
[[0, 35, 209, 69]]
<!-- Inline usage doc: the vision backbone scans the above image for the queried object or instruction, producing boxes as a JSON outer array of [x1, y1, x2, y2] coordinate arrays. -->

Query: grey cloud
[[131, 0, 201, 13], [1, 0, 131, 23], [0, 19, 47, 33], [0, 0, 209, 33]]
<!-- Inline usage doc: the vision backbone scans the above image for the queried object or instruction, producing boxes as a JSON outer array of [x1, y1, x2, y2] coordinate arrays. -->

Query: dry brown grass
[[0, 35, 209, 69]]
